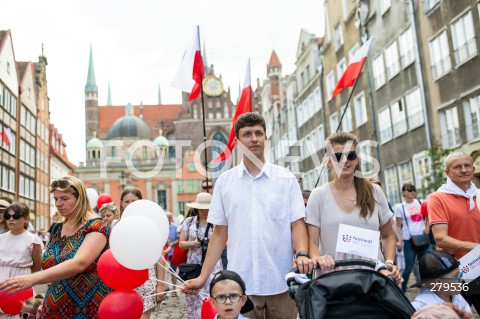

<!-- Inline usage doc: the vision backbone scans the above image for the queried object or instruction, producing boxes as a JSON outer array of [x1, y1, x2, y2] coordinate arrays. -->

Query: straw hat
[[187, 192, 212, 210], [0, 199, 9, 209]]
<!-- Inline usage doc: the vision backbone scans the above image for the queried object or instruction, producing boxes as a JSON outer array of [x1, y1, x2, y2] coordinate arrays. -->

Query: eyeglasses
[[212, 294, 242, 304], [19, 311, 36, 319], [331, 151, 357, 162], [202, 185, 213, 190], [3, 212, 22, 220], [440, 271, 463, 282], [51, 179, 70, 189]]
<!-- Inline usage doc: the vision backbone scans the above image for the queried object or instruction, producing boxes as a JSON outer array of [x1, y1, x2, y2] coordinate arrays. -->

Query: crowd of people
[[0, 111, 478, 319]]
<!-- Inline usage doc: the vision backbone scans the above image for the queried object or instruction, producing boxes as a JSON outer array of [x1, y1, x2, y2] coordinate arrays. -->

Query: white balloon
[[122, 200, 169, 248], [86, 188, 99, 209], [110, 215, 163, 270]]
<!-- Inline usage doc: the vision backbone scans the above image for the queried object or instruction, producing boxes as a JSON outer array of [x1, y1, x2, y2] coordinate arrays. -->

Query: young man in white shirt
[[182, 112, 313, 319]]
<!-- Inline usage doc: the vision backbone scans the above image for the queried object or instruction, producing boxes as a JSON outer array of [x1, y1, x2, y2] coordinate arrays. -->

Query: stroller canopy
[[295, 268, 415, 319]]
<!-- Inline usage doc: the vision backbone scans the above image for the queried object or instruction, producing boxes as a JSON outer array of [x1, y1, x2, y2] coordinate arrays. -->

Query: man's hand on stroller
[[181, 276, 207, 295], [379, 262, 404, 284], [293, 255, 316, 274]]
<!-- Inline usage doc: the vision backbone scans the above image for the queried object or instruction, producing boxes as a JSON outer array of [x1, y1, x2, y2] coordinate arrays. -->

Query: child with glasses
[[0, 202, 43, 319], [410, 250, 472, 314], [19, 294, 44, 319], [209, 270, 254, 319]]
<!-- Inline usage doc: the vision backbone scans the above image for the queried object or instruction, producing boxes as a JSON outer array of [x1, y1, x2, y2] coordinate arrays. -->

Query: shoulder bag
[[401, 203, 430, 250], [178, 221, 212, 281]]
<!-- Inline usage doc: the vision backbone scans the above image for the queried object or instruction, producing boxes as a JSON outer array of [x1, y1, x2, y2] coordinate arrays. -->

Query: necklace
[[331, 185, 357, 205]]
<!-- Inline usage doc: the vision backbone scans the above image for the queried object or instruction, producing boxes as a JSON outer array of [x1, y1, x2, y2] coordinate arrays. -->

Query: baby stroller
[[287, 260, 415, 319]]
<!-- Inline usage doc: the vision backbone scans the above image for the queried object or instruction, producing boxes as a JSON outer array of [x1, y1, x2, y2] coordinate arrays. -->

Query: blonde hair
[[50, 176, 93, 228], [22, 294, 44, 315], [326, 131, 376, 219], [99, 202, 119, 216]]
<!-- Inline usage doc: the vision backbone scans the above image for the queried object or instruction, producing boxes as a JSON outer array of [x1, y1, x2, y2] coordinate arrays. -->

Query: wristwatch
[[295, 251, 309, 259]]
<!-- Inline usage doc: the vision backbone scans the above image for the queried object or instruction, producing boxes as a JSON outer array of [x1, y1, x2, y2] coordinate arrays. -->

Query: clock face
[[203, 75, 224, 97]]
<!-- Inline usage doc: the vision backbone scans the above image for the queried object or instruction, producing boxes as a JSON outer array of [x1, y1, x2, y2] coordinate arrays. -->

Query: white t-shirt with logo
[[395, 200, 425, 240]]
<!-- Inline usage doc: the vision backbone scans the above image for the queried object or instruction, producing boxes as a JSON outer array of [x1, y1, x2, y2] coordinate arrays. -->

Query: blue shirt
[[168, 223, 180, 257]]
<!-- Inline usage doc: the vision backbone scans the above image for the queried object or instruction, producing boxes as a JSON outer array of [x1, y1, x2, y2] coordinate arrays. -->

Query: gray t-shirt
[[305, 183, 393, 262]]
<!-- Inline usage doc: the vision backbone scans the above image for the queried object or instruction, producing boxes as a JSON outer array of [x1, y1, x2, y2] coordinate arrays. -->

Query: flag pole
[[314, 71, 362, 188], [197, 26, 209, 184]]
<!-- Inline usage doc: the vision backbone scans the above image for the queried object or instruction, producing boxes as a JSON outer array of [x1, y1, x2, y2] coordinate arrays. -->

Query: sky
[[1, 0, 325, 165]]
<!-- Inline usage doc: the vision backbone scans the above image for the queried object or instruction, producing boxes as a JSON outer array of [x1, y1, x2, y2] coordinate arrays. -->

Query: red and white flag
[[330, 37, 374, 100], [171, 26, 205, 101], [213, 59, 252, 162], [1, 127, 12, 147]]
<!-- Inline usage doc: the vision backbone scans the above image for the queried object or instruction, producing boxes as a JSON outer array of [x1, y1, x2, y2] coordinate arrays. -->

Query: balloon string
[[149, 278, 209, 297], [143, 289, 182, 299], [157, 258, 185, 284]]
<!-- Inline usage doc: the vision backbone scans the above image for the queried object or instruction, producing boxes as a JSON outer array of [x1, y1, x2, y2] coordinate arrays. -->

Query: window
[[193, 104, 198, 119], [440, 107, 461, 149], [349, 43, 360, 63], [326, 71, 335, 100], [397, 162, 414, 188], [391, 99, 407, 137], [451, 11, 477, 65], [216, 101, 222, 119], [405, 88, 424, 129], [372, 54, 386, 89], [354, 91, 367, 127], [424, 0, 440, 13], [223, 103, 229, 118], [413, 151, 431, 193], [329, 113, 339, 134], [378, 107, 392, 143], [208, 101, 213, 119], [380, 0, 391, 15], [429, 31, 451, 79], [359, 142, 374, 173], [157, 190, 167, 209], [336, 58, 347, 80], [385, 166, 400, 205], [306, 65, 311, 83], [341, 105, 353, 132], [334, 24, 344, 51], [385, 41, 400, 79], [399, 27, 415, 68], [464, 95, 480, 141]]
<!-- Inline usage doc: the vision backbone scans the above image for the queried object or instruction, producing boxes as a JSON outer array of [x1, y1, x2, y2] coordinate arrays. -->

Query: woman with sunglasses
[[0, 176, 111, 319], [305, 132, 402, 282], [119, 186, 166, 319], [0, 202, 43, 319]]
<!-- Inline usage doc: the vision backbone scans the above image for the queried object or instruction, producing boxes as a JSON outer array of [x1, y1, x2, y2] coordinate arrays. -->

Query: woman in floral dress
[[179, 192, 223, 319], [0, 176, 111, 318]]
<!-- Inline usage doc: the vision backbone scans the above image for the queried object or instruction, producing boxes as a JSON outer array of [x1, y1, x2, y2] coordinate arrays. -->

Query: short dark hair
[[402, 183, 416, 192], [234, 112, 266, 138]]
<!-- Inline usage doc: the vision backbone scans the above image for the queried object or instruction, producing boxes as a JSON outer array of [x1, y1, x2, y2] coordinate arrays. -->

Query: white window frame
[[384, 166, 401, 205], [341, 105, 353, 132], [440, 106, 461, 149], [385, 41, 400, 80], [390, 98, 407, 137], [405, 88, 424, 130], [336, 58, 347, 81], [429, 30, 451, 80], [451, 10, 477, 66], [399, 27, 415, 68], [378, 107, 393, 144], [463, 94, 480, 141], [330, 113, 339, 134], [380, 0, 391, 15], [412, 151, 432, 192], [349, 43, 360, 63], [326, 71, 335, 99], [334, 24, 344, 51], [397, 161, 414, 189], [372, 54, 386, 90], [354, 91, 368, 127]]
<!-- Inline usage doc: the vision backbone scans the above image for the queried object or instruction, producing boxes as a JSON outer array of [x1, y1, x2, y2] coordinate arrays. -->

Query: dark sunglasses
[[51, 179, 70, 189], [4, 212, 22, 220], [405, 187, 416, 192], [202, 185, 213, 190], [19, 311, 36, 319], [331, 151, 358, 162]]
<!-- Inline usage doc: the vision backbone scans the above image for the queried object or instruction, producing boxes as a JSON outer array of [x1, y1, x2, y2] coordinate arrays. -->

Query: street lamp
[[119, 171, 126, 191]]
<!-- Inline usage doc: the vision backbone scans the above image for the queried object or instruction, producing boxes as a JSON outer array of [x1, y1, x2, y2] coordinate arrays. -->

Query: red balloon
[[97, 193, 113, 209], [98, 290, 143, 319], [201, 297, 218, 319], [98, 249, 148, 290], [421, 200, 428, 218], [0, 288, 34, 315]]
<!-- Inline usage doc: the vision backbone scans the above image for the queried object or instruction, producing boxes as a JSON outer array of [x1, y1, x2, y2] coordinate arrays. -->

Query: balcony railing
[[466, 122, 480, 141], [432, 56, 452, 79], [442, 128, 462, 149], [454, 38, 478, 65]]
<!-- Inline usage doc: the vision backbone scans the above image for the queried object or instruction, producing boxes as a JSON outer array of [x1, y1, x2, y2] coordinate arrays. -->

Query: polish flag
[[213, 59, 252, 162], [1, 127, 12, 147], [330, 37, 374, 100], [171, 26, 205, 101]]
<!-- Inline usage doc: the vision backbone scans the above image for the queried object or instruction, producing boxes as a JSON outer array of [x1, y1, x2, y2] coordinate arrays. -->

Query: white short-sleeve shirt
[[411, 288, 472, 313], [208, 161, 305, 296]]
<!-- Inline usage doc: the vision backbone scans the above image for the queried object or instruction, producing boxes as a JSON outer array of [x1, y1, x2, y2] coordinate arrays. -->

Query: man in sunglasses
[[428, 151, 480, 311], [202, 179, 214, 194]]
